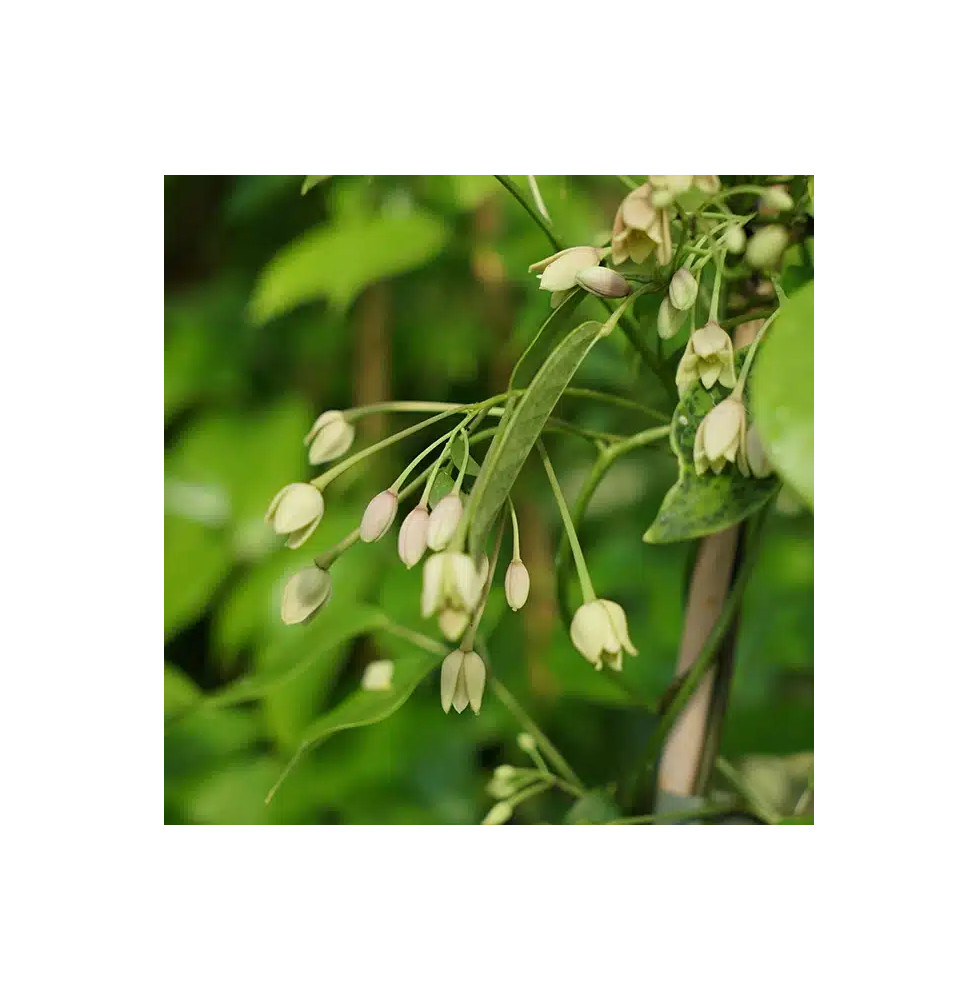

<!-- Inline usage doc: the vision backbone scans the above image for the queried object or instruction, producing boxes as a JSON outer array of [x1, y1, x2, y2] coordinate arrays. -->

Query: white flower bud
[[657, 297, 688, 340], [668, 268, 698, 311], [569, 599, 637, 671], [723, 224, 746, 254], [746, 225, 790, 270], [280, 566, 332, 625], [304, 410, 355, 464], [422, 552, 481, 619], [528, 246, 603, 293], [676, 321, 737, 395], [743, 424, 773, 478], [439, 649, 486, 714], [361, 659, 394, 691], [398, 505, 429, 568], [516, 733, 537, 753], [264, 483, 325, 548], [504, 559, 530, 611], [761, 186, 794, 213], [482, 801, 513, 825], [575, 265, 630, 299], [360, 489, 398, 542], [693, 396, 747, 475], [426, 494, 463, 551]]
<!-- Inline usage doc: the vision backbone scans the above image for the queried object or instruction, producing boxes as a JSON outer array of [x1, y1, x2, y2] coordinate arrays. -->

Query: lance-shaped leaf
[[751, 281, 814, 509], [467, 318, 604, 554], [643, 347, 779, 544]]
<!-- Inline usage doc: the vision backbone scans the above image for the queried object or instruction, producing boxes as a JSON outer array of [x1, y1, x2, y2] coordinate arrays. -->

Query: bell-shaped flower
[[304, 410, 355, 465], [361, 659, 394, 692], [427, 494, 463, 551], [504, 559, 530, 611], [611, 184, 665, 265], [360, 489, 398, 542], [280, 565, 332, 624], [676, 321, 737, 395], [422, 552, 481, 621], [528, 246, 604, 308], [575, 265, 630, 299], [742, 423, 773, 478], [439, 648, 487, 714], [694, 396, 747, 475], [569, 599, 638, 671], [398, 504, 429, 568], [265, 483, 324, 548]]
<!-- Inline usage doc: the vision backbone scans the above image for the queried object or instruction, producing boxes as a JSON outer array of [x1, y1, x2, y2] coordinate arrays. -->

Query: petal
[[570, 602, 607, 665], [693, 421, 709, 475], [440, 651, 464, 713], [528, 248, 571, 273], [627, 231, 656, 264], [399, 506, 430, 568], [438, 608, 469, 642], [452, 667, 469, 713], [421, 553, 445, 617], [699, 361, 722, 389], [426, 494, 463, 551], [272, 484, 324, 534], [538, 246, 601, 291], [550, 288, 572, 309], [622, 192, 656, 232], [303, 409, 344, 446], [702, 399, 743, 461], [280, 567, 332, 624], [264, 484, 291, 524], [309, 420, 354, 464], [691, 321, 729, 358], [285, 510, 323, 549], [462, 652, 486, 713], [600, 600, 638, 656]]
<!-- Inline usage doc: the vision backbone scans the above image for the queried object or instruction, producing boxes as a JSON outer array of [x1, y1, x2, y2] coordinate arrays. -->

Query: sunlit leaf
[[752, 281, 814, 508], [300, 175, 330, 196]]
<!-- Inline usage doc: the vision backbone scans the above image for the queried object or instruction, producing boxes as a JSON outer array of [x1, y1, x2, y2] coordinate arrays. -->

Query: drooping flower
[[528, 246, 604, 308], [265, 483, 325, 548], [676, 321, 737, 395], [569, 599, 638, 671], [504, 559, 530, 611], [611, 183, 665, 265], [360, 489, 398, 542], [422, 552, 481, 621], [280, 565, 332, 624], [304, 410, 355, 464], [439, 648, 487, 714], [693, 396, 747, 475], [398, 504, 429, 568], [427, 494, 463, 552]]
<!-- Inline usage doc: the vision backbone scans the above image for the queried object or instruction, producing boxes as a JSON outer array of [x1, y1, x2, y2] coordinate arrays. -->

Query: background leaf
[[752, 282, 814, 508]]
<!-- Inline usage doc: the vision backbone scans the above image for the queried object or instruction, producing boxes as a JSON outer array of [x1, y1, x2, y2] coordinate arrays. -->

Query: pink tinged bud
[[360, 490, 398, 542], [264, 483, 325, 549], [426, 494, 463, 551], [575, 265, 630, 299], [504, 559, 530, 610], [398, 505, 429, 568]]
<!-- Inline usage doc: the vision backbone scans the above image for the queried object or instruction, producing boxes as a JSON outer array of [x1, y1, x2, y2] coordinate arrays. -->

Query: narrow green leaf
[[467, 319, 604, 554], [300, 175, 330, 195], [752, 281, 814, 508], [249, 211, 449, 321], [643, 347, 779, 544], [299, 653, 438, 747]]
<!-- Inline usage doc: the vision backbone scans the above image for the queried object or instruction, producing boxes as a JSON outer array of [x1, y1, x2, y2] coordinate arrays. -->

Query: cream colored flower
[[440, 649, 487, 714], [611, 183, 665, 265], [264, 483, 324, 548], [361, 659, 394, 692], [421, 552, 481, 620], [280, 566, 332, 624], [304, 410, 355, 464], [676, 321, 737, 395], [528, 246, 604, 308], [694, 396, 747, 475], [504, 559, 530, 611], [569, 599, 637, 671]]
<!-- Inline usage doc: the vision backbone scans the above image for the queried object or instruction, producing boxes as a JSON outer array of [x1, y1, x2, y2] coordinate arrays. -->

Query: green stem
[[493, 175, 561, 251], [536, 441, 596, 604], [508, 497, 521, 561], [606, 804, 746, 825], [709, 249, 727, 323]]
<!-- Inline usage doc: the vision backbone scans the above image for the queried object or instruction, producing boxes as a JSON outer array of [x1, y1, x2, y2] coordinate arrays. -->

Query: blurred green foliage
[[164, 175, 813, 824]]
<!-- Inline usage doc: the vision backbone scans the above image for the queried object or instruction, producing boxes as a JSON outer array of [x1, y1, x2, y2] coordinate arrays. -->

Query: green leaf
[[164, 664, 201, 719], [428, 468, 456, 507], [643, 347, 779, 544], [300, 175, 330, 196], [450, 436, 481, 477], [164, 515, 229, 639], [752, 282, 814, 508], [564, 790, 622, 824], [778, 815, 814, 825], [298, 653, 439, 748], [249, 210, 449, 321], [467, 319, 605, 554]]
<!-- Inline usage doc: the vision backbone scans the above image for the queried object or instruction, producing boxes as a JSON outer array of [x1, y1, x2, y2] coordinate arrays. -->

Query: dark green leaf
[[450, 435, 481, 476], [752, 281, 814, 508], [467, 319, 605, 554], [643, 347, 779, 544], [428, 468, 456, 506]]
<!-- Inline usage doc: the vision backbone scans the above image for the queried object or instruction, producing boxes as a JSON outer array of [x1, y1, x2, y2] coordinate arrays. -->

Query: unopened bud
[[746, 225, 790, 270], [427, 493, 463, 551], [668, 268, 698, 311], [744, 424, 773, 478], [761, 186, 794, 213], [657, 297, 688, 340], [438, 608, 469, 642], [280, 566, 332, 625], [265, 483, 325, 549], [517, 733, 536, 753], [304, 410, 355, 464], [482, 802, 513, 825], [398, 505, 429, 568], [360, 489, 398, 542], [724, 224, 746, 254], [361, 659, 394, 691], [504, 559, 530, 610], [575, 265, 630, 299]]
